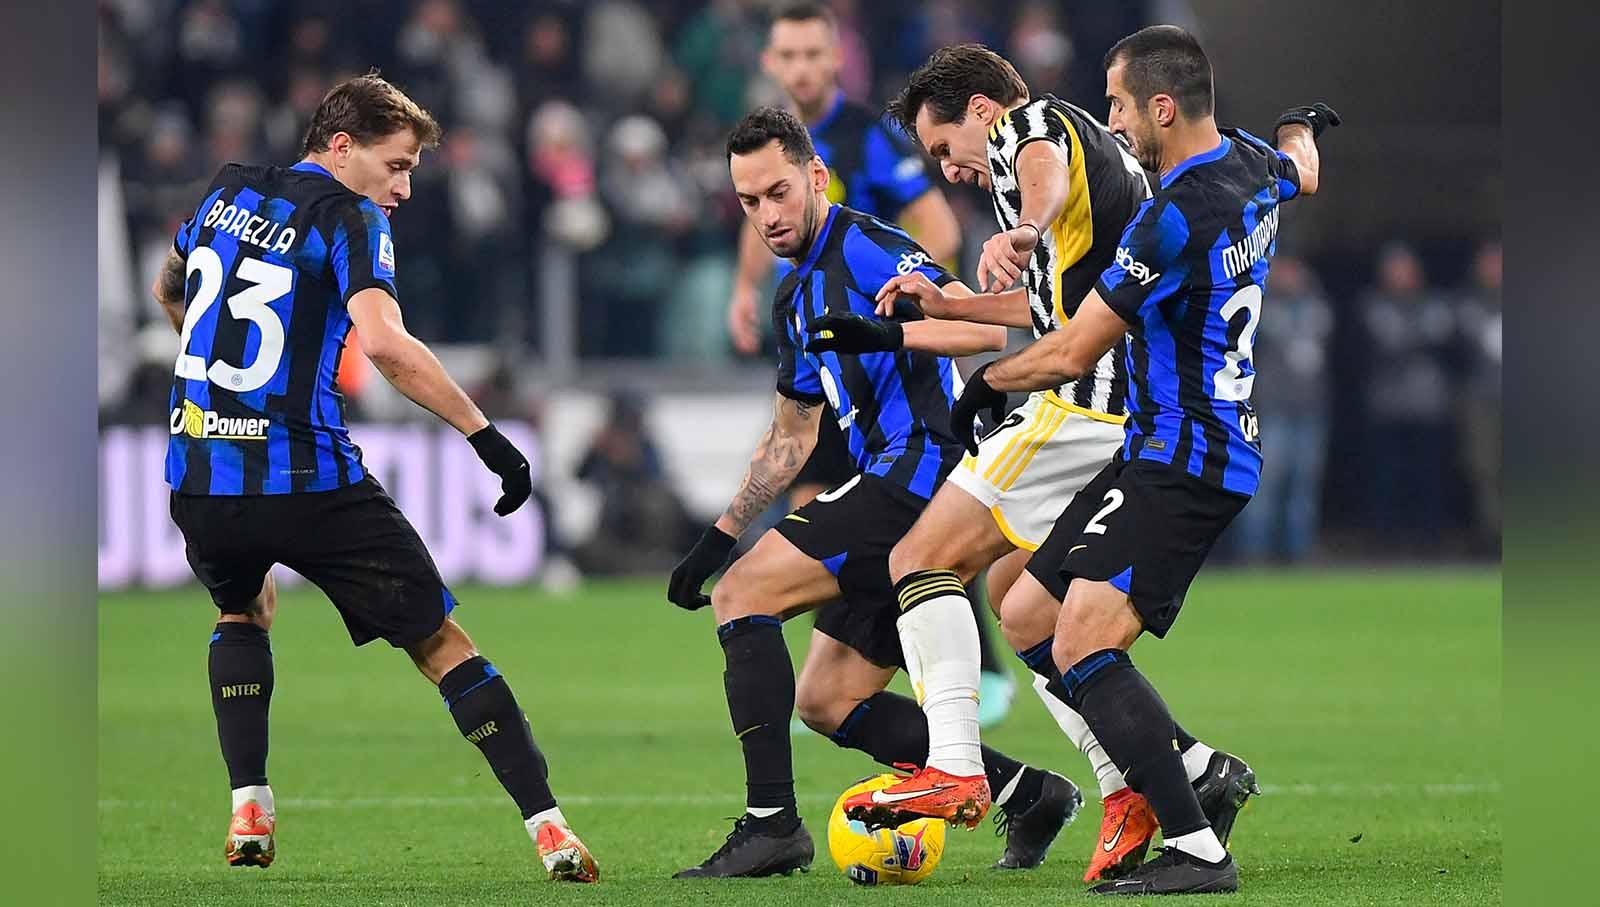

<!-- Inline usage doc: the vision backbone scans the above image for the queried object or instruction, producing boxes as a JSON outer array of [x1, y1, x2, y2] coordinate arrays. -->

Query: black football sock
[[439, 656, 557, 820], [718, 616, 798, 822], [1015, 636, 1058, 681], [830, 691, 1036, 810], [209, 622, 273, 789], [1062, 649, 1209, 837], [1017, 639, 1082, 715], [967, 577, 1006, 676]]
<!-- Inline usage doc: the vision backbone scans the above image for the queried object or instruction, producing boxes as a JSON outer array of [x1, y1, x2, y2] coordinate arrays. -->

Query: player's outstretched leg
[[1054, 582, 1236, 896], [794, 632, 1081, 868], [841, 569, 991, 829], [676, 532, 832, 879], [412, 619, 597, 883], [856, 490, 1014, 829], [1003, 566, 1257, 880], [210, 578, 277, 868]]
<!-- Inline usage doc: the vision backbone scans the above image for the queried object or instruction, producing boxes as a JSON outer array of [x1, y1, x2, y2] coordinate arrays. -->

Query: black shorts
[[775, 473, 926, 668], [1024, 456, 1248, 638], [793, 414, 857, 490], [170, 475, 456, 648]]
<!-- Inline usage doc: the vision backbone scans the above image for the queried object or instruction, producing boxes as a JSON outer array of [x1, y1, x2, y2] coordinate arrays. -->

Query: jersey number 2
[[1213, 285, 1262, 402], [175, 246, 291, 394], [1084, 489, 1124, 535]]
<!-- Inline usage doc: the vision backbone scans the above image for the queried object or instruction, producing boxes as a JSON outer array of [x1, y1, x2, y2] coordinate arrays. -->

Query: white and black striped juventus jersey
[[987, 94, 1151, 418]]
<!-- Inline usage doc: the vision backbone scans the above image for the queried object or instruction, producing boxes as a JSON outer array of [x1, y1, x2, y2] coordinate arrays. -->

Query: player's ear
[[810, 155, 829, 192], [968, 94, 989, 124], [329, 131, 353, 161], [1152, 94, 1178, 128]]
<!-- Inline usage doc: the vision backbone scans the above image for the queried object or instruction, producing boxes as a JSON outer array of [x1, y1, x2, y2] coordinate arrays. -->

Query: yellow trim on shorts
[[989, 505, 1041, 552], [981, 400, 1049, 483], [1042, 390, 1129, 426], [993, 406, 1067, 491]]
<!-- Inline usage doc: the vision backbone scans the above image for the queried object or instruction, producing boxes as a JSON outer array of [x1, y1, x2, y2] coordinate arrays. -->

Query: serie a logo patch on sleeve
[[377, 232, 396, 276]]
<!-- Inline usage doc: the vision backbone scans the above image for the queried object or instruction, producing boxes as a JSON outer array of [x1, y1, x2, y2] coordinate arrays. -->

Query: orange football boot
[[843, 766, 991, 830], [1084, 787, 1158, 882], [224, 800, 276, 868], [534, 821, 600, 883]]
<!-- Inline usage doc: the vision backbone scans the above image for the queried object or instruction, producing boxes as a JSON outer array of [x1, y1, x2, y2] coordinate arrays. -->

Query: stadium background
[[97, 0, 1500, 590], [95, 3, 1500, 903]]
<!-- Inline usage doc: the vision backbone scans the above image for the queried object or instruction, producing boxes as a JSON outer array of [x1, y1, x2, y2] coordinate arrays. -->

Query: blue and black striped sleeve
[[775, 297, 825, 403], [1095, 197, 1189, 325], [1230, 127, 1300, 201], [841, 219, 956, 320], [331, 198, 399, 306]]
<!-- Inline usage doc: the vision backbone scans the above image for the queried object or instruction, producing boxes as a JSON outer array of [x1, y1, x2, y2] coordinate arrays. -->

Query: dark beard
[[796, 193, 818, 257]]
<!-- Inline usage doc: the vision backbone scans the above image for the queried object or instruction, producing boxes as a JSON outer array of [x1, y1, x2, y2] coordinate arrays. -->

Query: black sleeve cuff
[[777, 383, 827, 404]]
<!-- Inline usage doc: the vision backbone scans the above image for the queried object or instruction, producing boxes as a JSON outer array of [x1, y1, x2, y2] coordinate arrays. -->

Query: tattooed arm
[[151, 247, 188, 333], [713, 393, 823, 536]]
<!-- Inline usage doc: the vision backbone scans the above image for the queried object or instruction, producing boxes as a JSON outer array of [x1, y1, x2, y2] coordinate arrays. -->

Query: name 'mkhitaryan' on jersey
[[166, 160, 396, 495]]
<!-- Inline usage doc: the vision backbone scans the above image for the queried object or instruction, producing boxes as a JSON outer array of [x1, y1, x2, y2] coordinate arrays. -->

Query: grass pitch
[[99, 568, 1500, 905]]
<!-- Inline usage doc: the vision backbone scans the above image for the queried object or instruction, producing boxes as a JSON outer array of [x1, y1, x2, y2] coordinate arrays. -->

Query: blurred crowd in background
[[97, 0, 1500, 565]]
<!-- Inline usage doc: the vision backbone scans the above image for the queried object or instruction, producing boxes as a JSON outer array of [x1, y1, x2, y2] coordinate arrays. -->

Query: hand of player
[[467, 423, 533, 516], [1273, 102, 1342, 140], [668, 525, 738, 611], [976, 225, 1039, 292], [805, 313, 904, 355], [874, 272, 951, 318], [728, 282, 762, 355], [949, 363, 1008, 456]]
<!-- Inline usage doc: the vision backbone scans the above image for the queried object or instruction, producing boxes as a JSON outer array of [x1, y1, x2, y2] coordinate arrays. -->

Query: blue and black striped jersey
[[774, 205, 964, 500], [165, 160, 395, 495], [1096, 128, 1302, 495]]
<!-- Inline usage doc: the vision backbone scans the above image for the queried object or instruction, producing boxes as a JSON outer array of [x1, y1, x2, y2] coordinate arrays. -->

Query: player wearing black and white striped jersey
[[868, 44, 1240, 880]]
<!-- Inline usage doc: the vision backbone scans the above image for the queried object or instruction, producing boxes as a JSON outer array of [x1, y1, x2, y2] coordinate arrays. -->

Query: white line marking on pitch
[[97, 782, 1500, 811]]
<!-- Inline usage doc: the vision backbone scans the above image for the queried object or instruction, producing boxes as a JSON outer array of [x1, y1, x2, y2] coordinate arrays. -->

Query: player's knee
[[1053, 584, 1139, 669], [793, 676, 847, 736], [408, 618, 478, 686], [886, 535, 928, 585], [999, 596, 1056, 654], [252, 575, 278, 631], [710, 561, 761, 623]]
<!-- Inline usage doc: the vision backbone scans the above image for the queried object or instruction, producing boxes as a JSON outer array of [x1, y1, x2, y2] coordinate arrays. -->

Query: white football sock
[[1163, 826, 1227, 863], [897, 586, 984, 778], [231, 784, 274, 816], [524, 806, 568, 837], [1181, 741, 1217, 783], [744, 805, 785, 818], [1029, 673, 1127, 798]]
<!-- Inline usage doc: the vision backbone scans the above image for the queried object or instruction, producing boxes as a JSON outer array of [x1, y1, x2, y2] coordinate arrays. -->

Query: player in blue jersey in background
[[727, 1, 1018, 731], [946, 27, 1338, 895], [154, 73, 598, 882], [667, 107, 1078, 879]]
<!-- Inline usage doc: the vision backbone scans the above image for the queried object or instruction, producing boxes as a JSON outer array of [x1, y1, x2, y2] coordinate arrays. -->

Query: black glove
[[950, 363, 1008, 456], [468, 423, 532, 516], [668, 525, 737, 611], [1273, 102, 1342, 140], [804, 313, 904, 355]]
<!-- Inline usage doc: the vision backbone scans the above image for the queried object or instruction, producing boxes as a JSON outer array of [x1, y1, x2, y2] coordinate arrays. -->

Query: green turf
[[98, 568, 1500, 905]]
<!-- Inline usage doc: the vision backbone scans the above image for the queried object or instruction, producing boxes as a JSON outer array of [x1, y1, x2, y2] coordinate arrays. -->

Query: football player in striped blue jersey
[[948, 26, 1338, 895]]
